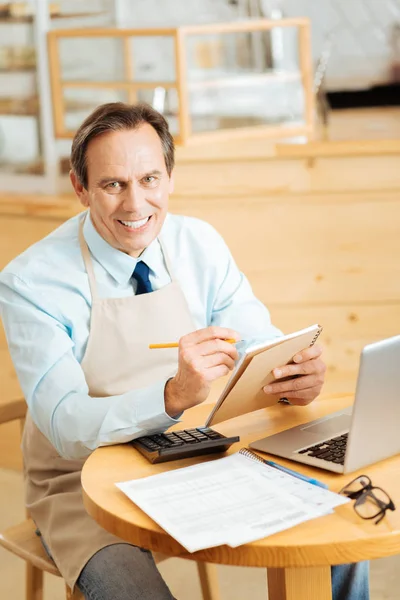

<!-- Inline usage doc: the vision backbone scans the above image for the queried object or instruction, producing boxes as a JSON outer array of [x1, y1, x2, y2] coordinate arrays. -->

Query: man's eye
[[143, 176, 156, 184], [107, 182, 120, 189]]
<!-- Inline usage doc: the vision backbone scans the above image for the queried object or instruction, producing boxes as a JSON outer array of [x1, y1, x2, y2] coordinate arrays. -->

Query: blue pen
[[262, 458, 329, 489]]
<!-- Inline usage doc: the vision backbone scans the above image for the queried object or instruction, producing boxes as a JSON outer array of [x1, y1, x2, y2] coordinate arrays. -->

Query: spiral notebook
[[116, 447, 348, 553], [206, 324, 323, 426]]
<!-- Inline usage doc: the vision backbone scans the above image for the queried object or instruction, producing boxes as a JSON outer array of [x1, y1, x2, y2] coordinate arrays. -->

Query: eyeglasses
[[340, 475, 395, 524]]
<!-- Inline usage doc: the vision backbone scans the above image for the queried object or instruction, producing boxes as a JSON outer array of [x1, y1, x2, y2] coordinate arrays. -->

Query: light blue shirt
[[0, 211, 281, 459]]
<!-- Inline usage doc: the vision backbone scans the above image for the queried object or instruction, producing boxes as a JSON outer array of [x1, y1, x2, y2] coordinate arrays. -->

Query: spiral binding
[[238, 447, 265, 464], [310, 325, 323, 346]]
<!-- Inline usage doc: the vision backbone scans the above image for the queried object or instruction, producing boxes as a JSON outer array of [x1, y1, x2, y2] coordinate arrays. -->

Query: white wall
[[278, 0, 400, 90]]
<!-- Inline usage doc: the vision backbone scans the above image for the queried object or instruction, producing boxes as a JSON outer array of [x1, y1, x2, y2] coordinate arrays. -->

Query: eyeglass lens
[[341, 475, 371, 497], [355, 488, 391, 520]]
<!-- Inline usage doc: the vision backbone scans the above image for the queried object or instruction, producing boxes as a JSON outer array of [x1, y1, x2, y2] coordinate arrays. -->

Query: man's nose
[[121, 182, 145, 212]]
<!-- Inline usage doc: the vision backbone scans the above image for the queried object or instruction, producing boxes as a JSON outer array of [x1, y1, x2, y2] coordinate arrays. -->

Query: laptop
[[250, 334, 400, 474]]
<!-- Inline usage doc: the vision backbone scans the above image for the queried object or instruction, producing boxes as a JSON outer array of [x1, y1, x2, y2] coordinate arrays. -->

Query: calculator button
[[197, 428, 221, 439], [163, 434, 184, 445], [174, 433, 196, 443], [138, 438, 159, 450], [151, 435, 171, 448]]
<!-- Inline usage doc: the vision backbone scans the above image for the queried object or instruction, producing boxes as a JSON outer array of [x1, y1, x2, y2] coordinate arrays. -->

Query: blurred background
[[0, 1, 400, 598], [0, 0, 399, 187]]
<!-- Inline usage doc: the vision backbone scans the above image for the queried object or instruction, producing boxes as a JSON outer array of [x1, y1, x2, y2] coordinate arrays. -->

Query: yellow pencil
[[149, 338, 238, 349]]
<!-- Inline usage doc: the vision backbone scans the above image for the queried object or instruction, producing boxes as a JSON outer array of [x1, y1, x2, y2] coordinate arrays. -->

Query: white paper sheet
[[116, 453, 349, 553]]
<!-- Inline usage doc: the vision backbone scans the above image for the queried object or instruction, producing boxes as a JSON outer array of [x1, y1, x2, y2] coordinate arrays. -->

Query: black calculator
[[131, 427, 240, 464]]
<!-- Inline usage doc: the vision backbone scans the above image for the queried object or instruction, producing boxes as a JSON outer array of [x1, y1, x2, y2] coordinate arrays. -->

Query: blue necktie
[[132, 261, 153, 295]]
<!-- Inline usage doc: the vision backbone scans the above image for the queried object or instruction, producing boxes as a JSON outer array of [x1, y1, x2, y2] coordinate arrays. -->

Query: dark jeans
[[76, 543, 370, 600], [77, 544, 175, 600], [37, 530, 174, 600]]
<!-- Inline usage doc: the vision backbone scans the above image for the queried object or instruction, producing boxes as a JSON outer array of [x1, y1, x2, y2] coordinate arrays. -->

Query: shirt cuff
[[133, 380, 182, 433]]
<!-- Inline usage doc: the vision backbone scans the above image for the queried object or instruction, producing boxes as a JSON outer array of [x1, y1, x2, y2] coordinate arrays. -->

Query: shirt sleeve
[[209, 231, 283, 344], [0, 273, 180, 460]]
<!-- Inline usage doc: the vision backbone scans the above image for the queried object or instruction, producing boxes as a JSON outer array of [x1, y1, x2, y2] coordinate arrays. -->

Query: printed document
[[116, 453, 348, 553]]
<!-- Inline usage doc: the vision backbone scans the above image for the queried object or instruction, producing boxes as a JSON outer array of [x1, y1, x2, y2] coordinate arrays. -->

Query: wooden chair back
[[0, 397, 83, 599]]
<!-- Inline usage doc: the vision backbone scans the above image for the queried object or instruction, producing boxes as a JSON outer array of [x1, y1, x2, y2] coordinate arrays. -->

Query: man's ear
[[70, 170, 90, 208], [168, 170, 174, 195]]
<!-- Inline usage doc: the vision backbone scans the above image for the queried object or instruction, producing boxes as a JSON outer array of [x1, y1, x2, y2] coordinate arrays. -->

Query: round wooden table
[[82, 394, 400, 600]]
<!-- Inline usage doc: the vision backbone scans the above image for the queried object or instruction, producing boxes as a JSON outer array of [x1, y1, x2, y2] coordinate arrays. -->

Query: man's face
[[70, 123, 174, 257]]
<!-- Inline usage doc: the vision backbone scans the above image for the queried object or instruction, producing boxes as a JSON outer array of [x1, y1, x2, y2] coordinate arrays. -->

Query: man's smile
[[117, 215, 152, 231]]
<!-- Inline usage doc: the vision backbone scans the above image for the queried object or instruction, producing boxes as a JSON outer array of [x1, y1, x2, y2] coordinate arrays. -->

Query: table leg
[[267, 566, 332, 600], [197, 562, 221, 600]]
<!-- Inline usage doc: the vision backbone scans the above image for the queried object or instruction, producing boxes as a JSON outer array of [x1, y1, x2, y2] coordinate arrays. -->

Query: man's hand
[[262, 344, 326, 406], [165, 326, 240, 417]]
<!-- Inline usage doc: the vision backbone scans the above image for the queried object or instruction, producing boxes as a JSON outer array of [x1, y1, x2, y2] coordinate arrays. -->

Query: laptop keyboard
[[297, 432, 348, 465]]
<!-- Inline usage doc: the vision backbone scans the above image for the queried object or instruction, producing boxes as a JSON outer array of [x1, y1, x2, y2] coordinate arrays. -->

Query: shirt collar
[[83, 212, 164, 285]]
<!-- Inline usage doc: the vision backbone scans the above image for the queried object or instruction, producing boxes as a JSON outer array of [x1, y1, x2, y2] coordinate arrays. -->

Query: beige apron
[[21, 215, 195, 590]]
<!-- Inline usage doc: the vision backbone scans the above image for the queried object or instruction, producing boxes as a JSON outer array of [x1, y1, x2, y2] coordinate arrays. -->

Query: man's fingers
[[180, 326, 240, 348], [206, 365, 232, 380], [282, 387, 323, 406], [273, 357, 326, 380], [264, 374, 321, 395], [196, 339, 239, 360], [267, 349, 326, 407], [291, 343, 323, 364], [202, 352, 236, 372]]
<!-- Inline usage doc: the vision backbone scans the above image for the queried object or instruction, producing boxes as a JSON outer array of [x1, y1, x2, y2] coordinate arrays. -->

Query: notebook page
[[116, 453, 345, 553]]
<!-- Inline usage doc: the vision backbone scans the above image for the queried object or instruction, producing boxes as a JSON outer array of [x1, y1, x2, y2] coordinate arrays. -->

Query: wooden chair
[[0, 398, 220, 600]]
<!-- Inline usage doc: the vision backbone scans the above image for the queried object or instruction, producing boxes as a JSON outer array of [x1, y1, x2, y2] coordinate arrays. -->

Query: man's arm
[[0, 274, 180, 460]]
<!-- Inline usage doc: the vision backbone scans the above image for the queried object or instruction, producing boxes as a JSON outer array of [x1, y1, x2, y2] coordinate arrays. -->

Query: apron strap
[[78, 213, 99, 302]]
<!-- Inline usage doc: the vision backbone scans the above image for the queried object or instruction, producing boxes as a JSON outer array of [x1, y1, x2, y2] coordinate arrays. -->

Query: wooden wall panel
[[173, 155, 400, 197], [170, 195, 400, 304], [269, 303, 400, 395], [0, 216, 62, 469], [0, 215, 64, 268], [309, 156, 400, 192], [174, 159, 309, 196]]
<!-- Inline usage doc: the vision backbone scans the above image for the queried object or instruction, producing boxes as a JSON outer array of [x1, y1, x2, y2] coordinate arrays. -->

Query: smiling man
[[0, 103, 369, 600], [71, 119, 174, 257]]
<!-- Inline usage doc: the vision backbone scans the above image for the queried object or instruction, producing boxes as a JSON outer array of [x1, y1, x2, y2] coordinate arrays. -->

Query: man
[[0, 103, 368, 599]]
